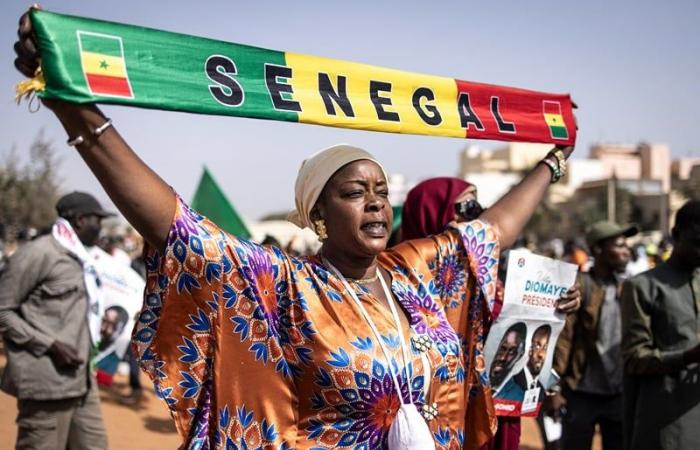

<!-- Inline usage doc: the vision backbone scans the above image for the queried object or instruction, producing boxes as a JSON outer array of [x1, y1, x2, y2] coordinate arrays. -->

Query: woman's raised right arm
[[15, 10, 175, 251]]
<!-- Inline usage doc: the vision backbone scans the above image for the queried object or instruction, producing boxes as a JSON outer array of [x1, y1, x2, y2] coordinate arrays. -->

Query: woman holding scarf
[[14, 11, 575, 450]]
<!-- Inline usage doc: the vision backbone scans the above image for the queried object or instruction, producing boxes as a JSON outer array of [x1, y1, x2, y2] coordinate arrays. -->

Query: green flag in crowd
[[392, 205, 403, 232], [191, 167, 250, 238]]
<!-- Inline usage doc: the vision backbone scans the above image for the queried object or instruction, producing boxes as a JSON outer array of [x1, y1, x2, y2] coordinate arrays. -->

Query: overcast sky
[[2, 0, 698, 220]]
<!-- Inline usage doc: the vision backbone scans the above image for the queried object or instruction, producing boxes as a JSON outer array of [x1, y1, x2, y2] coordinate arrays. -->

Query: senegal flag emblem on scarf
[[18, 9, 577, 146], [542, 101, 568, 140], [78, 32, 133, 98]]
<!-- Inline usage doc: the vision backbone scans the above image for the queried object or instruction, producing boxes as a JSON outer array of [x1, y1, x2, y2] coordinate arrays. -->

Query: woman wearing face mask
[[400, 177, 581, 450], [14, 11, 576, 449]]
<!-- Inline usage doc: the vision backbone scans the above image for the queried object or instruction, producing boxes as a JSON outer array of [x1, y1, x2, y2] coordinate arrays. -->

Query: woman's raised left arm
[[480, 145, 574, 249]]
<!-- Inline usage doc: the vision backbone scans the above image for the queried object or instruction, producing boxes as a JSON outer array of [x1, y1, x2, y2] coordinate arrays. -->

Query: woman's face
[[316, 160, 393, 258]]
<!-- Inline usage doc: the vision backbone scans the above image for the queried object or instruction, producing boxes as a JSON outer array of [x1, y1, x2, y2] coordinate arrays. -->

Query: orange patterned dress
[[132, 198, 499, 449]]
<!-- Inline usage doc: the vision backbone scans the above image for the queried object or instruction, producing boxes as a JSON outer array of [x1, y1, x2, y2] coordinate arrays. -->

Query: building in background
[[458, 143, 552, 206], [457, 141, 699, 238], [458, 142, 609, 206], [672, 157, 700, 181], [671, 156, 700, 199], [589, 143, 671, 192]]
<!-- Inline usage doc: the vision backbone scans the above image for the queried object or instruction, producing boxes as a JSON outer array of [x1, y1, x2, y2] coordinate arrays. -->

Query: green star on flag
[[543, 101, 569, 140]]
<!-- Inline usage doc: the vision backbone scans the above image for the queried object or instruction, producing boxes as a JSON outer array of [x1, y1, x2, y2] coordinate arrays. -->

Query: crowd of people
[[1, 188, 697, 450], [2, 7, 699, 450], [2, 185, 695, 449]]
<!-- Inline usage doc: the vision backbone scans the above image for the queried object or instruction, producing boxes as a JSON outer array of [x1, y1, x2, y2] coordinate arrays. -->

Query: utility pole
[[607, 172, 617, 222]]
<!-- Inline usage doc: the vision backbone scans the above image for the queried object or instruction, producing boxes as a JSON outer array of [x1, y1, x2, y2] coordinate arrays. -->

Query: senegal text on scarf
[[27, 9, 576, 145]]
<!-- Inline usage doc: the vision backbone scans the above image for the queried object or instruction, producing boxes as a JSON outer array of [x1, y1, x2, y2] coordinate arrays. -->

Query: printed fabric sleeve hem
[[448, 218, 501, 314], [131, 195, 226, 441]]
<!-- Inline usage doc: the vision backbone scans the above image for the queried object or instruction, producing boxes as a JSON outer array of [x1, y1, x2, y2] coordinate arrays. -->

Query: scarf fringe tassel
[[15, 68, 45, 104]]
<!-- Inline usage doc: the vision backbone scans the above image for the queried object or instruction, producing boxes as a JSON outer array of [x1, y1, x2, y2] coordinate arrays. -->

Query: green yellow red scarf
[[18, 9, 576, 145]]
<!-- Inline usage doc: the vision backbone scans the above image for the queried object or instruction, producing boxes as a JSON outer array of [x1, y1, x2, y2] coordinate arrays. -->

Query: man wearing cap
[[0, 191, 113, 449], [546, 220, 637, 450], [621, 200, 700, 450]]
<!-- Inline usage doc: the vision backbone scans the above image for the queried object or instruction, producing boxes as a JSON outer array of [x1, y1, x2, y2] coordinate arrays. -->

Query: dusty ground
[[1, 351, 593, 449], [0, 352, 179, 450]]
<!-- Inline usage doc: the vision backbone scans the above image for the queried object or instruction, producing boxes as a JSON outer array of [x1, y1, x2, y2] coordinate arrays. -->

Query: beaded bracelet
[[548, 149, 568, 177], [540, 156, 563, 183]]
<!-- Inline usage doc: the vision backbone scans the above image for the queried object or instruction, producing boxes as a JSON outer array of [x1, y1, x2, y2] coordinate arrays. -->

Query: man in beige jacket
[[0, 192, 113, 449]]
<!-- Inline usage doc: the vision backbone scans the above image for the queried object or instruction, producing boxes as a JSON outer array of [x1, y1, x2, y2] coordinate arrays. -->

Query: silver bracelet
[[93, 118, 113, 136], [66, 118, 112, 147], [66, 135, 85, 147]]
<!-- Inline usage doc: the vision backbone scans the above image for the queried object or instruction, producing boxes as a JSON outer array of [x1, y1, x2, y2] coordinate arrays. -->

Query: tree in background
[[0, 131, 61, 242], [525, 184, 637, 243], [522, 196, 564, 244], [563, 186, 635, 237]]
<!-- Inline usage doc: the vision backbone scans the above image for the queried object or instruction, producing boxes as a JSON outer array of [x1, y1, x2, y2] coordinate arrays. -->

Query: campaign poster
[[89, 247, 145, 386], [484, 250, 578, 417]]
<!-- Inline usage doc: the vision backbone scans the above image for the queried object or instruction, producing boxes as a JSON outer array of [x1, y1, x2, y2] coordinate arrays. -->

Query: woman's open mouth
[[360, 221, 387, 237]]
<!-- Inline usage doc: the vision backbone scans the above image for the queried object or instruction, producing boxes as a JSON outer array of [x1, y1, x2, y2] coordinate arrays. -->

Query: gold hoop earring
[[314, 219, 328, 241]]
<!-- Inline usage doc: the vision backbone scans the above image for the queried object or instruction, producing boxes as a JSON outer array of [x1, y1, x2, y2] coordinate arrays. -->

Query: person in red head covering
[[400, 177, 580, 450], [400, 178, 522, 449], [400, 177, 480, 241]]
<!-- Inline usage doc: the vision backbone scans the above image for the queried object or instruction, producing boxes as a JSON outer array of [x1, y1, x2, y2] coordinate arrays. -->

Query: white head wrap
[[288, 144, 387, 230]]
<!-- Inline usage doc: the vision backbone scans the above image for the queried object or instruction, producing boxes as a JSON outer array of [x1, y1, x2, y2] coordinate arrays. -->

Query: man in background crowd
[[0, 192, 112, 449], [548, 221, 637, 450], [621, 200, 700, 450]]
